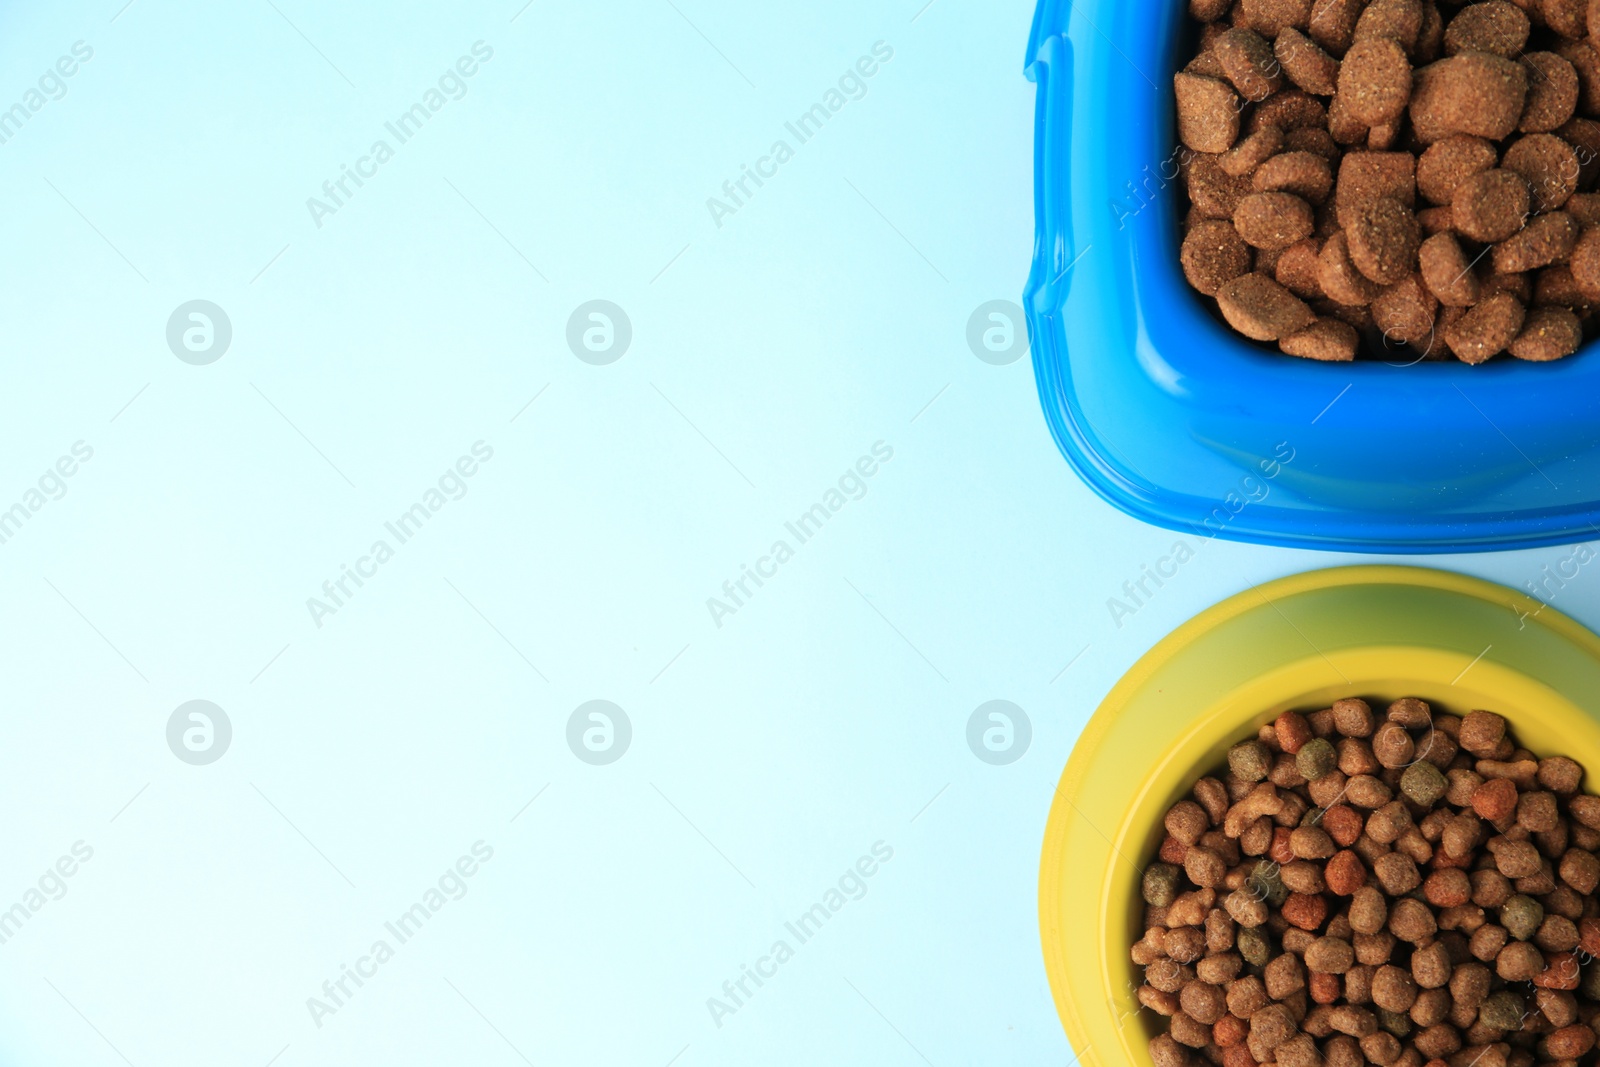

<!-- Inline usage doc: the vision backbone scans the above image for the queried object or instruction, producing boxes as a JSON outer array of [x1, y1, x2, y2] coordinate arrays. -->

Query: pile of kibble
[[1175, 0, 1600, 363], [1138, 697, 1600, 1067]]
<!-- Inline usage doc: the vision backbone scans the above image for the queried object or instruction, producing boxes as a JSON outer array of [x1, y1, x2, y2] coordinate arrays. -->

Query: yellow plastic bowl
[[1039, 564, 1600, 1067]]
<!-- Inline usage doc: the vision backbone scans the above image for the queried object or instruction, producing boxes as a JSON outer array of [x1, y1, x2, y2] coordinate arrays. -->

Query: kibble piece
[[1372, 722, 1416, 768], [1502, 893, 1545, 940], [1410, 53, 1529, 143], [1568, 225, 1600, 299], [1220, 126, 1285, 177], [1494, 211, 1581, 274], [1307, 936, 1357, 973], [1229, 739, 1273, 782], [1503, 134, 1581, 211], [1354, 0, 1425, 51], [1479, 989, 1525, 1030], [1347, 196, 1422, 284], [1236, 192, 1317, 250], [1515, 305, 1579, 359], [1416, 135, 1499, 205], [1443, 1, 1532, 58], [1176, 73, 1243, 154], [1542, 0, 1588, 38], [1445, 291, 1527, 363], [1239, 0, 1315, 35], [1280, 316, 1360, 359], [1327, 849, 1368, 894], [1520, 52, 1581, 132], [1254, 151, 1335, 204], [1276, 238, 1326, 297], [1460, 711, 1508, 756], [1296, 737, 1339, 780], [1186, 155, 1256, 219], [1401, 761, 1448, 806], [1216, 29, 1284, 102], [1339, 37, 1413, 126], [1420, 232, 1482, 307], [1217, 273, 1318, 340], [1309, 0, 1365, 55], [1182, 220, 1255, 296], [1372, 275, 1439, 345], [1337, 152, 1418, 224], [1558, 37, 1600, 112], [1276, 27, 1341, 95], [1453, 170, 1531, 243]]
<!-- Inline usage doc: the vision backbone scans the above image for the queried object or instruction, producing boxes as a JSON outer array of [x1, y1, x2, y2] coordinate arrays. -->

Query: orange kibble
[[1160, 835, 1189, 865], [1270, 826, 1296, 865], [1283, 892, 1329, 931], [1533, 951, 1582, 990], [1213, 1013, 1249, 1047], [1276, 711, 1314, 754], [1470, 777, 1518, 822], [1326, 849, 1368, 895], [1321, 804, 1364, 847], [1309, 971, 1342, 1004]]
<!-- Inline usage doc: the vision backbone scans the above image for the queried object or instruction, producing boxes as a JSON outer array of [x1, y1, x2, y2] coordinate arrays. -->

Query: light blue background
[[1, 1, 1597, 1065]]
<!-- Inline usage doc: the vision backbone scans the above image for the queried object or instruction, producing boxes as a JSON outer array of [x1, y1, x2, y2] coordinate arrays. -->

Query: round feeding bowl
[[1039, 566, 1600, 1066], [1023, 1, 1600, 553]]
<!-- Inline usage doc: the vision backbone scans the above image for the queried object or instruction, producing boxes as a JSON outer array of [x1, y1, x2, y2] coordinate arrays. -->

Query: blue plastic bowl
[[1023, 0, 1600, 554]]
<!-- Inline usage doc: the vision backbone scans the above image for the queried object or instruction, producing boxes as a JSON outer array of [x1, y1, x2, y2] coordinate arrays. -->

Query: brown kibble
[[1494, 211, 1580, 274], [1176, 73, 1242, 155], [1217, 273, 1319, 340], [1509, 304, 1583, 360], [1541, 0, 1588, 38], [1345, 774, 1392, 809], [1277, 239, 1327, 298], [1417, 136, 1498, 205], [1354, 0, 1425, 50], [1328, 1003, 1379, 1037], [1184, 845, 1228, 888], [1460, 711, 1509, 757], [1544, 1025, 1596, 1058], [1339, 37, 1413, 126], [1559, 847, 1600, 893], [1347, 196, 1421, 284], [1338, 152, 1417, 225], [1318, 231, 1385, 304], [1216, 29, 1284, 102], [1149, 1033, 1189, 1067], [1266, 951, 1307, 998], [1374, 852, 1422, 896], [1220, 127, 1285, 178], [1568, 226, 1600, 298], [1420, 232, 1481, 307], [1444, 292, 1527, 363], [1330, 698, 1374, 737], [1166, 800, 1211, 845], [1372, 722, 1416, 769], [1538, 756, 1584, 794], [1410, 53, 1529, 143], [1255, 151, 1335, 204], [1424, 868, 1473, 908], [1276, 27, 1341, 95], [1236, 192, 1317, 250], [1239, 0, 1315, 36], [1183, 220, 1255, 296], [1453, 171, 1531, 243], [1443, 1, 1531, 58], [1349, 885, 1390, 934], [1187, 155, 1256, 219], [1250, 90, 1330, 135], [1505, 134, 1581, 212], [1520, 53, 1581, 132], [1307, 936, 1357, 973], [1309, 0, 1365, 55], [1372, 275, 1439, 345], [1488, 836, 1543, 878], [1180, 981, 1229, 1025], [1516, 790, 1560, 833]]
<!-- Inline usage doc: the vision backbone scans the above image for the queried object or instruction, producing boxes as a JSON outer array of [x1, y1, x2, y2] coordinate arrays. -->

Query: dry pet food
[[1175, 0, 1600, 363], [1137, 697, 1600, 1066]]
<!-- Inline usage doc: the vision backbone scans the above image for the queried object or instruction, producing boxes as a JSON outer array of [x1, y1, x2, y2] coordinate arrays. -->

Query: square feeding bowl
[[1023, 0, 1600, 553]]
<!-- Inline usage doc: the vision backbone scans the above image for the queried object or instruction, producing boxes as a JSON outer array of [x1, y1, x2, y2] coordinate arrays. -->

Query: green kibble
[[1229, 740, 1272, 783], [1501, 895, 1544, 942], [1143, 863, 1183, 907], [1399, 760, 1447, 806], [1295, 738, 1338, 781], [1237, 925, 1271, 967], [1301, 806, 1326, 828], [1248, 861, 1289, 907], [1376, 1007, 1411, 1037], [1478, 990, 1525, 1032]]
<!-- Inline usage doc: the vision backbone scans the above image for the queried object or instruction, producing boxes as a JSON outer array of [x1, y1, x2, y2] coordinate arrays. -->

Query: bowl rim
[[1038, 563, 1600, 1066]]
